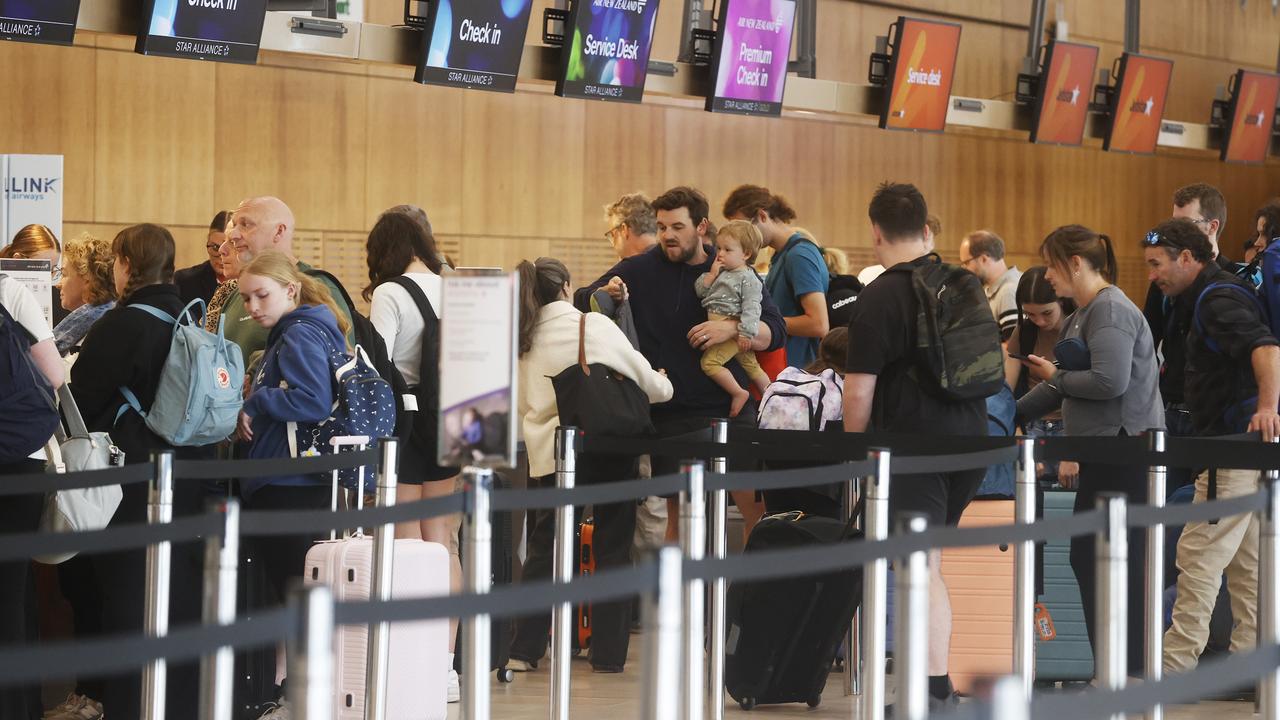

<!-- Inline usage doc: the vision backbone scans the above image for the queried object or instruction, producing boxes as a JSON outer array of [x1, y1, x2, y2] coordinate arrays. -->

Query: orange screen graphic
[[1033, 42, 1099, 146], [1224, 71, 1280, 164], [883, 18, 961, 132], [1106, 54, 1173, 154]]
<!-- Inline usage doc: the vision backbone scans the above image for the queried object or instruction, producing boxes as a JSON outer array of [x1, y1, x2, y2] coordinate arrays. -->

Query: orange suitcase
[[940, 499, 1015, 695]]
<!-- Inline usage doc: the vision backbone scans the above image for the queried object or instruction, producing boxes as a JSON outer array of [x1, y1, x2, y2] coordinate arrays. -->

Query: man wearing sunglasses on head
[[1142, 184, 1239, 490], [1143, 217, 1280, 675]]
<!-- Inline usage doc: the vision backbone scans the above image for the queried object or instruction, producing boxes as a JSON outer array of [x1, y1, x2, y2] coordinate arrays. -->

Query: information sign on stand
[[0, 258, 53, 328], [1, 154, 63, 246], [437, 268, 518, 469]]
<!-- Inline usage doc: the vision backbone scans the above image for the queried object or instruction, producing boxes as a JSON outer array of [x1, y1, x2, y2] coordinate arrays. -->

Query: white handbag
[[36, 384, 125, 564]]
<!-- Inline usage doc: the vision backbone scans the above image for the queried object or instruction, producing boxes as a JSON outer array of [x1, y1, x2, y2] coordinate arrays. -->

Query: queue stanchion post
[[642, 547, 684, 720], [1013, 437, 1036, 700], [708, 419, 730, 720], [365, 438, 400, 720], [1259, 436, 1280, 720], [462, 465, 494, 720], [289, 584, 336, 720], [550, 427, 577, 720], [844, 475, 862, 697], [1097, 492, 1129, 720], [142, 450, 174, 720], [1144, 429, 1166, 720], [862, 449, 891, 720], [987, 675, 1030, 720], [198, 498, 239, 720], [895, 513, 930, 720], [681, 460, 708, 720]]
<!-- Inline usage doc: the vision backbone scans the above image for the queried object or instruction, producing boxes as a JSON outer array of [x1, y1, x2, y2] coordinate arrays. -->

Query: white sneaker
[[257, 700, 291, 719], [447, 669, 460, 704], [43, 693, 103, 720], [507, 658, 537, 672]]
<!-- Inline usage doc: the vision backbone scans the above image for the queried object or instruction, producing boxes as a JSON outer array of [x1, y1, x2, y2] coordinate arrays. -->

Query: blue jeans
[[1025, 418, 1064, 484]]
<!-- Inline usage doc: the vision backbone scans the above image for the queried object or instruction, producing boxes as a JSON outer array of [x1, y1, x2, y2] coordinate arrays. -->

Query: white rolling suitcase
[[303, 437, 450, 720]]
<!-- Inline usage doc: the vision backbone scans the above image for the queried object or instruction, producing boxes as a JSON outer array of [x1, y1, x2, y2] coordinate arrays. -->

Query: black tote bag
[[550, 314, 655, 439]]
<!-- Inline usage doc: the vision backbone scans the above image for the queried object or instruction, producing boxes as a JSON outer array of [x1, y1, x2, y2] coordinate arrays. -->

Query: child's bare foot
[[728, 388, 750, 418]]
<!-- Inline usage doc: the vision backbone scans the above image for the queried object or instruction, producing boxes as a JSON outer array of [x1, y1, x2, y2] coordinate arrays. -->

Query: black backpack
[[0, 286, 59, 463], [825, 273, 863, 329], [302, 268, 414, 443], [889, 254, 1004, 401], [387, 276, 445, 457]]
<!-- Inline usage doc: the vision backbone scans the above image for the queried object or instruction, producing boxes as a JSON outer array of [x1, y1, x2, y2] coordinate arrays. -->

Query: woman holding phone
[[1016, 225, 1163, 677]]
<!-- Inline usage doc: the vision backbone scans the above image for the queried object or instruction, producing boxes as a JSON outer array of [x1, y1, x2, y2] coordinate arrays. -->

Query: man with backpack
[[1142, 218, 1280, 674], [842, 182, 1003, 710]]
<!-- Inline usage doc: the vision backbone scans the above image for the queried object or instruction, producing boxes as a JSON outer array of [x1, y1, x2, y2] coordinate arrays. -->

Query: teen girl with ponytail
[[1016, 225, 1164, 677]]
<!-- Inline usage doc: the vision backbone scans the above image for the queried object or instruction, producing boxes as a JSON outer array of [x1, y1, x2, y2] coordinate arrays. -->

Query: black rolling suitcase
[[454, 471, 516, 682], [725, 512, 862, 711]]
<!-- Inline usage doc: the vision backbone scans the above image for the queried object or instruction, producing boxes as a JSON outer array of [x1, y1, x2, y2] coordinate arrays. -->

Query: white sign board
[[0, 258, 54, 329], [438, 269, 518, 469], [1, 154, 64, 246]]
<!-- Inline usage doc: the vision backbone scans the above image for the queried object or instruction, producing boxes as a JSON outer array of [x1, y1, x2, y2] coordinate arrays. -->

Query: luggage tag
[[1034, 602, 1056, 641]]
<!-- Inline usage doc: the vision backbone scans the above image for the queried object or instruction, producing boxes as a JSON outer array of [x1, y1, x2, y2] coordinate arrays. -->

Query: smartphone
[[1008, 352, 1031, 362]]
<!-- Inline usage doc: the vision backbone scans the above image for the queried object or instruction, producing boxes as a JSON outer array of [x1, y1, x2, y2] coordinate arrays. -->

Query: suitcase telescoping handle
[[328, 435, 370, 540]]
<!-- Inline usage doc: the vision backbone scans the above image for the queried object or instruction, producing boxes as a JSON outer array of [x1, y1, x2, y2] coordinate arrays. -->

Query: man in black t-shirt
[[842, 182, 985, 709], [1143, 218, 1280, 674]]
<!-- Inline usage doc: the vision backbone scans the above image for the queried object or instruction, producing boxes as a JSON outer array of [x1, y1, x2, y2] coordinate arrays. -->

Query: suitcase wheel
[[497, 668, 515, 683], [807, 693, 822, 708], [739, 698, 756, 711]]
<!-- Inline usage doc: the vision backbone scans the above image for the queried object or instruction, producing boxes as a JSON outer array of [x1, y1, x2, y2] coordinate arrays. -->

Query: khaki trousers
[[1163, 467, 1261, 673]]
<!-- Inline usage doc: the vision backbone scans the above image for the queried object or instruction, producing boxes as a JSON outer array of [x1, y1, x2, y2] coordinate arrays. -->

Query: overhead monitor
[[415, 0, 535, 93], [556, 0, 661, 103], [1102, 52, 1173, 155], [705, 0, 797, 117], [136, 0, 269, 64], [1030, 40, 1099, 146], [1220, 69, 1280, 164], [880, 17, 961, 132], [0, 0, 81, 45]]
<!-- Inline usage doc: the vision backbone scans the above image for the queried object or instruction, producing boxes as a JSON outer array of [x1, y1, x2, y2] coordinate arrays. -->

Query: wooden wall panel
[[94, 50, 215, 226], [364, 77, 466, 234], [0, 43, 97, 223], [580, 101, 667, 234], [213, 63, 368, 232]]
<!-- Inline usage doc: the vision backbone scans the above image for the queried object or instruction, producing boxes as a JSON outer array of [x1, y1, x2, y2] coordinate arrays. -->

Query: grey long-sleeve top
[[1016, 285, 1165, 437], [694, 266, 763, 337]]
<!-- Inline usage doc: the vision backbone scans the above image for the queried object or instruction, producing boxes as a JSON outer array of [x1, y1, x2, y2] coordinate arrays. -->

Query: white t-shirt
[[1, 276, 55, 460], [369, 272, 443, 387], [857, 264, 886, 286]]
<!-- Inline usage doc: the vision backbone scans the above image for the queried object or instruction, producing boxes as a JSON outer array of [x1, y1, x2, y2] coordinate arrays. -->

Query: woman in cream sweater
[[510, 257, 672, 674]]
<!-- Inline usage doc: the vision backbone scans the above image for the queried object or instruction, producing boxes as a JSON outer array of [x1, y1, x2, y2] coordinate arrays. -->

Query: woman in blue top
[[723, 185, 829, 369], [236, 251, 351, 610]]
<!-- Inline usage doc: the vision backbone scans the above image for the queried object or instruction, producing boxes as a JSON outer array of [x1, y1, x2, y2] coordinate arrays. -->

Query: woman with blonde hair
[[53, 233, 117, 356], [1, 223, 60, 263]]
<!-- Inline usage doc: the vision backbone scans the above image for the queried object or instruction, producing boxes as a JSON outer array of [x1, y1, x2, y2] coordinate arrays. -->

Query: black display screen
[[0, 0, 81, 45], [136, 0, 270, 64]]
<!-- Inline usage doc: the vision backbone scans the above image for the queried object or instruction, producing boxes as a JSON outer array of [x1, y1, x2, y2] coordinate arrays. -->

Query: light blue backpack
[[116, 299, 244, 446]]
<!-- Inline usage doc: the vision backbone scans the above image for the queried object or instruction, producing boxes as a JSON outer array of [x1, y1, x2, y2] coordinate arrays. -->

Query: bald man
[[218, 196, 354, 363]]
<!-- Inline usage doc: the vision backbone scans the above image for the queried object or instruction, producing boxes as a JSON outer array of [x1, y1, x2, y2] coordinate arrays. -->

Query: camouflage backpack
[[891, 254, 1004, 401]]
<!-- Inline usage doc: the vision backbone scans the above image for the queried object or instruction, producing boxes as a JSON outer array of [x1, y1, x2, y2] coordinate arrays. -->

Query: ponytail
[[1097, 233, 1118, 284], [517, 257, 571, 357]]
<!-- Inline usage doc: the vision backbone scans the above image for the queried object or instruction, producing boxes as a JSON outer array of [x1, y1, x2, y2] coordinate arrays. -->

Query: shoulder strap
[[303, 267, 357, 312], [1194, 282, 1266, 354], [388, 276, 440, 324], [128, 304, 177, 325], [577, 313, 591, 376]]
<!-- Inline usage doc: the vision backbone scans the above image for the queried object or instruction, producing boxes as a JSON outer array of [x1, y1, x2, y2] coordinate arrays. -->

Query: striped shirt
[[987, 266, 1022, 341]]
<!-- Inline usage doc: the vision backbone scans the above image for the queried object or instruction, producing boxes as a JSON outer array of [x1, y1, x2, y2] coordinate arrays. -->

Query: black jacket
[[1143, 254, 1239, 404], [71, 284, 185, 465], [174, 260, 219, 307]]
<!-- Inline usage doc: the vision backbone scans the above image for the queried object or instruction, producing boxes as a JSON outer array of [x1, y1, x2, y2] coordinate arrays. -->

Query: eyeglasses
[[603, 223, 624, 241], [1189, 217, 1213, 227], [959, 256, 977, 268], [1143, 231, 1167, 247]]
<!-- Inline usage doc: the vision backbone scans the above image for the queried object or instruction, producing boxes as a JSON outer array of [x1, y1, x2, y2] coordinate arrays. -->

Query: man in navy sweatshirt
[[574, 186, 787, 540]]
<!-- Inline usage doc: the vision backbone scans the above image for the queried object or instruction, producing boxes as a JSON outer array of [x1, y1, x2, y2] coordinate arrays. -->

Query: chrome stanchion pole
[[365, 438, 400, 720], [198, 499, 240, 720], [988, 674, 1031, 720], [1145, 430, 1166, 720], [642, 547, 685, 720], [1259, 439, 1280, 720], [1013, 437, 1036, 700], [862, 449, 891, 720], [550, 427, 577, 720], [289, 584, 336, 720], [895, 513, 930, 720], [845, 475, 862, 697], [1097, 493, 1129, 720], [462, 465, 494, 720], [681, 461, 707, 720], [142, 450, 174, 720], [708, 419, 729, 720]]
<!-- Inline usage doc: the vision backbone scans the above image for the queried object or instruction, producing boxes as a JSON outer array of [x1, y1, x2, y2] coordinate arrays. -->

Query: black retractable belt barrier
[[174, 447, 380, 479], [489, 473, 686, 511], [240, 492, 466, 536], [0, 513, 222, 562], [893, 445, 1020, 474], [0, 606, 296, 687], [706, 460, 875, 493], [0, 462, 153, 496], [1128, 491, 1268, 528]]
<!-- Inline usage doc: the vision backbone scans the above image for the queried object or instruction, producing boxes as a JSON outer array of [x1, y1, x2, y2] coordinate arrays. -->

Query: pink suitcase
[[303, 438, 450, 720]]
